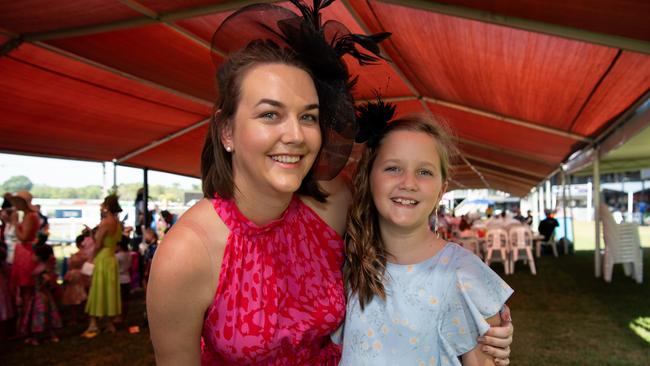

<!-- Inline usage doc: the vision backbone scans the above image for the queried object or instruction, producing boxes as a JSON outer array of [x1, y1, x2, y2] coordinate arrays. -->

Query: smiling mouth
[[270, 155, 302, 164], [391, 198, 419, 206]]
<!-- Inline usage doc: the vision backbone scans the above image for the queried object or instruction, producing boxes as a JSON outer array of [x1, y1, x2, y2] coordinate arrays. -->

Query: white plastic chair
[[536, 230, 559, 258], [509, 225, 537, 275], [485, 228, 511, 275], [457, 237, 481, 258], [600, 204, 643, 284]]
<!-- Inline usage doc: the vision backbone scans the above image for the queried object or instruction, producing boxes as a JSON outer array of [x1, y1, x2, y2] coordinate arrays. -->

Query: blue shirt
[[337, 243, 513, 366]]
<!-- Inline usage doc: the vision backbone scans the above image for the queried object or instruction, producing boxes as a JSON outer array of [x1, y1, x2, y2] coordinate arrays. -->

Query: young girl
[[21, 244, 62, 345], [62, 235, 88, 324], [340, 111, 513, 365]]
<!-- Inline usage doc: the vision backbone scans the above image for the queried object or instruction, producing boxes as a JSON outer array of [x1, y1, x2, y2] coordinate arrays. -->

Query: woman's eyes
[[259, 112, 318, 123], [260, 111, 278, 120], [300, 113, 319, 124]]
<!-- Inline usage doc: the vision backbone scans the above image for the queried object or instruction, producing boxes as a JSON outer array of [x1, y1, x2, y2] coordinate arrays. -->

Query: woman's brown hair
[[201, 39, 327, 201], [103, 194, 123, 214], [344, 115, 455, 310]]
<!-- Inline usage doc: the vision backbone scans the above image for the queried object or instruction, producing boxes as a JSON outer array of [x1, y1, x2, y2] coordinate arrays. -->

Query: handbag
[[81, 261, 95, 276]]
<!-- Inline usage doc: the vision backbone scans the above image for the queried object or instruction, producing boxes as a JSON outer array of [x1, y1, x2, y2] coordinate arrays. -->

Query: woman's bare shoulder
[[301, 175, 352, 236]]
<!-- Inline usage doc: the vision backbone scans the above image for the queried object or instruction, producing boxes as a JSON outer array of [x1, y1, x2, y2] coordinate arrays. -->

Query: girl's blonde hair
[[344, 114, 455, 309]]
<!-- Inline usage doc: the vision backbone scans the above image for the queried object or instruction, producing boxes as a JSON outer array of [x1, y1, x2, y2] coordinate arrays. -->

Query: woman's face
[[224, 63, 321, 198], [370, 130, 446, 232]]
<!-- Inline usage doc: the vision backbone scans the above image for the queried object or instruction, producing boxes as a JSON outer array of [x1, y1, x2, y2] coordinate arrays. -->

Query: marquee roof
[[1, 0, 649, 196]]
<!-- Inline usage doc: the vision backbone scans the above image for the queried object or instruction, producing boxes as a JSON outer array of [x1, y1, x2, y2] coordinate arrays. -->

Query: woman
[[148, 1, 513, 365], [8, 191, 40, 336], [82, 194, 122, 337]]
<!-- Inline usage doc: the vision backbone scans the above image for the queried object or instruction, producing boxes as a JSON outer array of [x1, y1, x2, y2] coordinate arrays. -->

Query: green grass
[[505, 251, 650, 366], [2, 252, 648, 365], [573, 220, 650, 251]]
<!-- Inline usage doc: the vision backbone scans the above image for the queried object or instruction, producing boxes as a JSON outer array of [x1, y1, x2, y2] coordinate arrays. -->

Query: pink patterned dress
[[201, 195, 346, 365]]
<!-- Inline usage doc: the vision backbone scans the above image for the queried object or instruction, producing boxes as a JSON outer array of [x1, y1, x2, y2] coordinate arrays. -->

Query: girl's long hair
[[344, 115, 454, 310]]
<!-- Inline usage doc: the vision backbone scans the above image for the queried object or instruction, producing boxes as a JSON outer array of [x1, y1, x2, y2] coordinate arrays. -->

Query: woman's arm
[[462, 313, 503, 366], [15, 212, 36, 241], [147, 219, 220, 365], [479, 305, 513, 365]]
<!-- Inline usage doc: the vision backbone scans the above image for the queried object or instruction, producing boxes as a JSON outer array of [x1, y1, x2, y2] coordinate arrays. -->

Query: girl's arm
[[462, 314, 503, 366]]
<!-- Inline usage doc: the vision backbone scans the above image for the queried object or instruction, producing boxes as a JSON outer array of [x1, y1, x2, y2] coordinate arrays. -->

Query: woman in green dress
[[82, 194, 122, 337]]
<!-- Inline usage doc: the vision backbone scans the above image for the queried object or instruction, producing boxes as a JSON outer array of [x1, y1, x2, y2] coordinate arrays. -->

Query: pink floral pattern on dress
[[201, 194, 345, 365], [202, 196, 345, 365]]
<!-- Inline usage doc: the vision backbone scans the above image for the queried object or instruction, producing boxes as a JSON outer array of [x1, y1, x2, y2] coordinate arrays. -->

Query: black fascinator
[[355, 95, 396, 148], [211, 0, 391, 179]]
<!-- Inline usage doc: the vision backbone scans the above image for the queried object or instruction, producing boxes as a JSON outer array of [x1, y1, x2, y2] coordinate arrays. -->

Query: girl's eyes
[[383, 166, 435, 177]]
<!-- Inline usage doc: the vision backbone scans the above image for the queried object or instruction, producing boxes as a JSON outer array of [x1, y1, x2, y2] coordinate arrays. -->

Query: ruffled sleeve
[[439, 246, 513, 357]]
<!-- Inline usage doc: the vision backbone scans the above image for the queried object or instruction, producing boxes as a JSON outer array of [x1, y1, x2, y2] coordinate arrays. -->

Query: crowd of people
[[0, 190, 171, 345]]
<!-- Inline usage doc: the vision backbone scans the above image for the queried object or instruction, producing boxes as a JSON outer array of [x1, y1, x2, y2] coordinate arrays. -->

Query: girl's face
[[370, 130, 446, 232], [223, 63, 321, 198]]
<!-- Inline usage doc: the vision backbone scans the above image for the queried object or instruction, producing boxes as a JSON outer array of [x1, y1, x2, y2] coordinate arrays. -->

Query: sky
[[0, 152, 200, 189]]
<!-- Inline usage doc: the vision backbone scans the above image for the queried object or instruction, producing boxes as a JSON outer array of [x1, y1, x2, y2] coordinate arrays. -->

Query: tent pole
[[594, 149, 601, 278], [143, 168, 149, 236], [112, 160, 117, 193], [562, 168, 568, 241], [568, 174, 575, 243]]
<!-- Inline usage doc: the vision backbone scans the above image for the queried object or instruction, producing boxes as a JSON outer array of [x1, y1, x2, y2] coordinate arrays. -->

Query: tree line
[[2, 175, 199, 202]]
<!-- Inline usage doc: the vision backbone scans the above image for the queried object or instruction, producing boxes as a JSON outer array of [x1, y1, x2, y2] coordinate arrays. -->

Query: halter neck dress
[[201, 194, 345, 365]]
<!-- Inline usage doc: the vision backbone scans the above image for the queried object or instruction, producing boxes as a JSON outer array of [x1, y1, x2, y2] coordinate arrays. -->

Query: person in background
[[524, 210, 534, 226], [82, 195, 122, 338], [62, 235, 88, 325], [513, 209, 525, 223], [21, 244, 62, 346], [141, 228, 158, 292], [8, 191, 40, 338], [35, 205, 49, 247], [115, 235, 132, 324], [0, 239, 14, 340], [538, 209, 559, 242]]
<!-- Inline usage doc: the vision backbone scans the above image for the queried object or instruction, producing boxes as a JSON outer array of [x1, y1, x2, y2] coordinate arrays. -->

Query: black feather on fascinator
[[355, 96, 396, 147], [211, 0, 391, 179]]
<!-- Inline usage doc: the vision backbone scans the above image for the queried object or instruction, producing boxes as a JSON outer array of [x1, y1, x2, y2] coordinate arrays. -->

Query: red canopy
[[1, 0, 649, 196]]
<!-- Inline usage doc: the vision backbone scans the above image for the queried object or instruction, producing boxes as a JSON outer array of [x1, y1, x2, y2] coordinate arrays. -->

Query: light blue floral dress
[[336, 242, 513, 366]]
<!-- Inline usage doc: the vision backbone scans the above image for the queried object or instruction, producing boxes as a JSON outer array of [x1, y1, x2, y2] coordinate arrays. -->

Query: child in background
[[22, 245, 62, 345], [115, 236, 132, 323], [339, 108, 513, 366], [141, 228, 158, 292], [62, 235, 88, 324]]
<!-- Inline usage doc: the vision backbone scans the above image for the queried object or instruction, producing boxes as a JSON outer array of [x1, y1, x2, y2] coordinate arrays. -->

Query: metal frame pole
[[594, 149, 601, 277]]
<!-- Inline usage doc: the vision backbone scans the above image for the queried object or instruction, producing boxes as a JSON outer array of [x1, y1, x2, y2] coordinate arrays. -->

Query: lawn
[[2, 221, 648, 365], [2, 250, 648, 365]]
